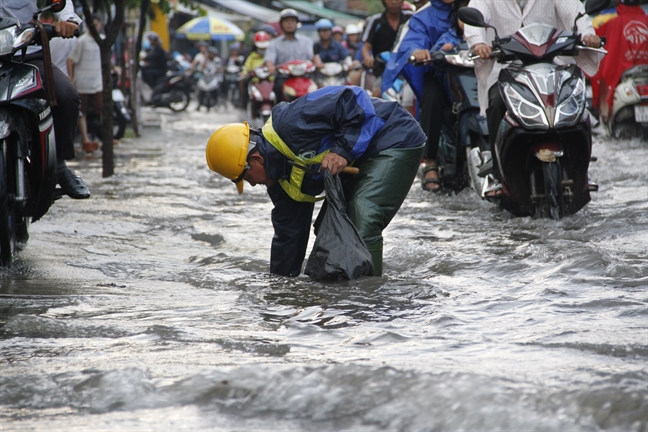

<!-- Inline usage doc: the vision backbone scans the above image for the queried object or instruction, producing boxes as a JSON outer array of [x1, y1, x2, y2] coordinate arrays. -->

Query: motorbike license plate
[[634, 105, 648, 123]]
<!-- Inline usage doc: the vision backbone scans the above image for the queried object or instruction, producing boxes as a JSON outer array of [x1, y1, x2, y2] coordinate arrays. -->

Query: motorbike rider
[[382, 0, 456, 192], [361, 0, 414, 96], [590, 0, 648, 119], [313, 19, 351, 70], [465, 0, 602, 198], [264, 9, 314, 103], [140, 33, 169, 89], [205, 86, 426, 277], [67, 15, 103, 153], [222, 42, 244, 104], [344, 24, 362, 60], [195, 46, 221, 112], [241, 31, 273, 111], [332, 26, 345, 44], [226, 42, 245, 68], [0, 0, 90, 199], [190, 41, 209, 70]]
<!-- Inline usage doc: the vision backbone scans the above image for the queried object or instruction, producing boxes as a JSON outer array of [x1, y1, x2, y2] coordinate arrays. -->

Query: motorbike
[[352, 51, 389, 97], [277, 60, 318, 102], [138, 59, 192, 112], [247, 66, 275, 125], [458, 0, 609, 219], [224, 63, 242, 106], [599, 64, 648, 140], [87, 70, 131, 142], [314, 62, 348, 88], [0, 0, 74, 266], [410, 45, 491, 193], [196, 64, 223, 111]]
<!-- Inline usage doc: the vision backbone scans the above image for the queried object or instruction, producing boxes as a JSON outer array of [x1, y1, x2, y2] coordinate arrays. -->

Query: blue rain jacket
[[381, 0, 454, 102], [431, 28, 462, 53], [256, 85, 426, 276]]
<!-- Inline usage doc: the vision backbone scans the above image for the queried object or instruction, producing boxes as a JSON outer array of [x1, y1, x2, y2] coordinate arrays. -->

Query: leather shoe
[[57, 166, 90, 199]]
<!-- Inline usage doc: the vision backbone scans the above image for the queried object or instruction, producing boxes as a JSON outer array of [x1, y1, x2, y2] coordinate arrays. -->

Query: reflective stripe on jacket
[[262, 119, 329, 203]]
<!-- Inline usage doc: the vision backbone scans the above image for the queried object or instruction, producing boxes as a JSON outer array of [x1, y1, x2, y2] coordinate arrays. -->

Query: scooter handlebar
[[41, 23, 80, 39]]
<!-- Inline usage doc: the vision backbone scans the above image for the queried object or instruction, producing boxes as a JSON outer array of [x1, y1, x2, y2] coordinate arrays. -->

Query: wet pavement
[[0, 104, 647, 431]]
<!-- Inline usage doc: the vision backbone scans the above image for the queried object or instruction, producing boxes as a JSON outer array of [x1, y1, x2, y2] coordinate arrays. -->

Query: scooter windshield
[[518, 23, 555, 46]]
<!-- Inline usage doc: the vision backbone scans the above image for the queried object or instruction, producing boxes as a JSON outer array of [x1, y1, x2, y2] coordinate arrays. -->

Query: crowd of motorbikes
[[0, 0, 644, 267]]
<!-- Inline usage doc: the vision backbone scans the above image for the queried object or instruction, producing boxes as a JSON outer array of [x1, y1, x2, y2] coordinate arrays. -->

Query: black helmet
[[619, 0, 641, 5]]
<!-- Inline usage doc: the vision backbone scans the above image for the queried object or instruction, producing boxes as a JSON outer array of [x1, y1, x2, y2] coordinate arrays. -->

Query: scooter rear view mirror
[[458, 7, 499, 39], [458, 8, 488, 28], [584, 0, 611, 16], [45, 0, 67, 13]]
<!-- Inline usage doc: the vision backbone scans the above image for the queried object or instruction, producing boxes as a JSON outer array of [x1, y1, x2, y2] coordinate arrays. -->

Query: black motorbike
[[223, 62, 242, 106], [139, 59, 192, 112], [458, 0, 609, 219], [87, 70, 131, 141], [411, 44, 490, 193], [0, 0, 73, 266]]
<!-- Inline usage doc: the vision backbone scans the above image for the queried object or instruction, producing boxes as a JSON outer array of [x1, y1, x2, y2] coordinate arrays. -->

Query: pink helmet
[[332, 25, 344, 34], [402, 1, 416, 11], [253, 31, 271, 49]]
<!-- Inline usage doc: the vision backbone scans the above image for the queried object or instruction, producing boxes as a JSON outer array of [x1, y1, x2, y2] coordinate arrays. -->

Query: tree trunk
[[129, 0, 151, 137], [78, 0, 124, 177], [100, 48, 114, 178]]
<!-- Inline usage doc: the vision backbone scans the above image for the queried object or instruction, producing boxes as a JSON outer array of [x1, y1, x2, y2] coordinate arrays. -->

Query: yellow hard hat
[[206, 122, 251, 194]]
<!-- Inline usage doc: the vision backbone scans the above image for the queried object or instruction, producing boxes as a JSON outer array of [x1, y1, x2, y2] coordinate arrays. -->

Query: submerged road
[[1, 105, 647, 430]]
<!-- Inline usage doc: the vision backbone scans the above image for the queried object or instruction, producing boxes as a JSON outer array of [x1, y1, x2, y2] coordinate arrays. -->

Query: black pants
[[28, 60, 80, 161], [486, 84, 506, 180], [419, 71, 448, 160], [142, 68, 166, 89], [273, 76, 288, 103]]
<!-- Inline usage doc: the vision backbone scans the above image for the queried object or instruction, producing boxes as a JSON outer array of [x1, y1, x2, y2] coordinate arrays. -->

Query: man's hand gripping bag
[[305, 170, 373, 281]]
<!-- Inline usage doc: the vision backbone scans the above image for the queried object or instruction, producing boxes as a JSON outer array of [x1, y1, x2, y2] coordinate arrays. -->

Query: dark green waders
[[344, 144, 424, 276]]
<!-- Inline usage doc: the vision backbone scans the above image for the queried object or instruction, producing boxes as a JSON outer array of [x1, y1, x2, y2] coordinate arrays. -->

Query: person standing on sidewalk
[[67, 16, 104, 153]]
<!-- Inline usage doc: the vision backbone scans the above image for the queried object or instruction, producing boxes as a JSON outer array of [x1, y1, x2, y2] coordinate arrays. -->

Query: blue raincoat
[[256, 86, 426, 276], [381, 0, 455, 102]]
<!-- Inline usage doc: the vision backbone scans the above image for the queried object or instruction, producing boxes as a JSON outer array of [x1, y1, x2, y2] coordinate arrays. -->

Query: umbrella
[[175, 16, 244, 41]]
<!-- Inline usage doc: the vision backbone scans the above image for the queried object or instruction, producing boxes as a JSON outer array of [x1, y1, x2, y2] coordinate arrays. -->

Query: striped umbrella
[[175, 16, 244, 41]]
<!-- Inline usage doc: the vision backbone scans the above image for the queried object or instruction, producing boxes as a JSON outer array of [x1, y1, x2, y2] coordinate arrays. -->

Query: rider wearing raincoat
[[590, 0, 648, 117], [205, 86, 426, 277], [382, 0, 455, 102], [382, 0, 455, 191]]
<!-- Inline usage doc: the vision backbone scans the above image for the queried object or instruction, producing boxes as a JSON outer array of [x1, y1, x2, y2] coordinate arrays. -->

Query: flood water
[[1, 105, 646, 431]]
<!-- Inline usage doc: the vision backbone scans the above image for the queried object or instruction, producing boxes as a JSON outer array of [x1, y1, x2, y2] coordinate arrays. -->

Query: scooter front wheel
[[113, 110, 127, 140], [0, 141, 17, 266], [168, 89, 190, 112], [534, 161, 565, 220]]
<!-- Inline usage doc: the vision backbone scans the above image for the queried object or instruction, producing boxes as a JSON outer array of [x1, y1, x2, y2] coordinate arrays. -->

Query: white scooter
[[196, 64, 223, 111], [599, 64, 648, 139]]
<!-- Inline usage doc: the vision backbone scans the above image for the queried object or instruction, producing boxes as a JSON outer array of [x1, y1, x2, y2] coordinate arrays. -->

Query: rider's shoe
[[57, 165, 90, 199]]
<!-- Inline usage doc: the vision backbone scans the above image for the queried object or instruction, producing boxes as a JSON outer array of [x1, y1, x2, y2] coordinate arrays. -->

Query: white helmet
[[345, 24, 361, 35]]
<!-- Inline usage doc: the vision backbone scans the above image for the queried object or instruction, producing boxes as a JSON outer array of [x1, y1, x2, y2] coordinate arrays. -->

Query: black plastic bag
[[305, 170, 373, 281]]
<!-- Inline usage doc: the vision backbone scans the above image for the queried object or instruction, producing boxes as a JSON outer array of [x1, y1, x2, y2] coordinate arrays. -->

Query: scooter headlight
[[0, 26, 18, 56], [503, 83, 549, 130], [554, 77, 586, 128], [283, 85, 296, 98]]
